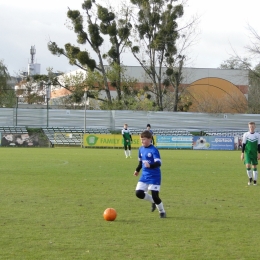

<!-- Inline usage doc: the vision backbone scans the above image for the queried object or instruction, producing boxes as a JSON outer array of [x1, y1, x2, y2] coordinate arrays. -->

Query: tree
[[128, 0, 198, 111], [225, 25, 260, 114], [15, 77, 46, 105], [14, 71, 60, 106], [218, 57, 260, 114], [218, 57, 251, 70], [245, 24, 260, 60], [48, 0, 132, 108], [0, 60, 16, 108], [162, 91, 192, 111], [100, 64, 157, 110], [243, 25, 260, 113], [50, 65, 153, 110], [163, 6, 199, 112], [248, 64, 260, 113]]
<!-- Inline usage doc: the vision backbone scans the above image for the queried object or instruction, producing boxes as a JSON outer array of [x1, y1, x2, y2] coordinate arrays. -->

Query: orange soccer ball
[[103, 208, 117, 221]]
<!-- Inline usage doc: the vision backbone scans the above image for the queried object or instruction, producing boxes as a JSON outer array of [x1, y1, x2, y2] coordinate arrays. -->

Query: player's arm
[[144, 160, 161, 168], [136, 161, 142, 172], [257, 143, 260, 160], [149, 161, 161, 168], [134, 161, 142, 176], [241, 143, 246, 160], [241, 143, 246, 153]]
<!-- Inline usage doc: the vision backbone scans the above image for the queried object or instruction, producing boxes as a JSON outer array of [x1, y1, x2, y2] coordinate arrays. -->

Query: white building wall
[[28, 63, 41, 76], [59, 66, 248, 86]]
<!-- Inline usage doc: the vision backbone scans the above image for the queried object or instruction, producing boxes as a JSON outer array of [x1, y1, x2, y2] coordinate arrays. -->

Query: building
[[50, 66, 248, 113]]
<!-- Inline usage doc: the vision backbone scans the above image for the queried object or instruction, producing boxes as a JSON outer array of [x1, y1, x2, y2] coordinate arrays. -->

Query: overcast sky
[[1, 0, 260, 76]]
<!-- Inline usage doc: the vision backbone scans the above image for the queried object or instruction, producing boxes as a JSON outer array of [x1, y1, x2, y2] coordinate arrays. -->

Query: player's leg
[[128, 144, 132, 158], [124, 144, 128, 158], [249, 154, 259, 185], [150, 185, 166, 218], [245, 153, 253, 185], [135, 182, 154, 202], [151, 190, 166, 218], [252, 162, 258, 185], [246, 166, 253, 185], [253, 166, 258, 185]]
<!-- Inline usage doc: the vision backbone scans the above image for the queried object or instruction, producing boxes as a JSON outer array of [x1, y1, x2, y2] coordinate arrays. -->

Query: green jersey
[[242, 131, 260, 164], [122, 128, 132, 145]]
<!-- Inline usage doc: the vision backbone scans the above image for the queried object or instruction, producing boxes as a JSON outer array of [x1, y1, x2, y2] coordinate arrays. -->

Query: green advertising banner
[[83, 134, 142, 148]]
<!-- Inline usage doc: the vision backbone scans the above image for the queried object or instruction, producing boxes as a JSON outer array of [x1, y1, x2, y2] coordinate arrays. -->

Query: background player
[[134, 130, 166, 218], [241, 122, 260, 185], [122, 123, 132, 158], [146, 123, 155, 145]]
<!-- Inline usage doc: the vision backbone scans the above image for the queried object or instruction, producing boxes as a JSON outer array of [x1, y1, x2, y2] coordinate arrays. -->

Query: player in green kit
[[122, 123, 132, 158], [241, 122, 260, 185]]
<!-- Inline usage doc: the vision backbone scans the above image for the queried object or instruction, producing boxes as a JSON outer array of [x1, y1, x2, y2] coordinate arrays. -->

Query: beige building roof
[[51, 88, 72, 99]]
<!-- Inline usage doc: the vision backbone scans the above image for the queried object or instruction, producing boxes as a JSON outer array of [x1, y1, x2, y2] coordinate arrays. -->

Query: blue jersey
[[138, 145, 162, 185]]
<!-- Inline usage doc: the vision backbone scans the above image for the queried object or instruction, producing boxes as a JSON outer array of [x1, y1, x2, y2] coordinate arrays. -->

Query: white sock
[[253, 171, 258, 181], [144, 192, 154, 203], [247, 170, 252, 178], [129, 150, 131, 156], [124, 150, 128, 156], [156, 202, 165, 213]]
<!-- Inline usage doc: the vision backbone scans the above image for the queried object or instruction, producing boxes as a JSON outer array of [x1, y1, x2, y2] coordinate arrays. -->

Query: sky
[[1, 0, 260, 76]]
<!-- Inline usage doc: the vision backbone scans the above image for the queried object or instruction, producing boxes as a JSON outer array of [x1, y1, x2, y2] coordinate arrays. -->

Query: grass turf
[[0, 148, 259, 259]]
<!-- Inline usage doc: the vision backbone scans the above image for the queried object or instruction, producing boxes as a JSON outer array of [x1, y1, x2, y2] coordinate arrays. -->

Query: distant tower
[[30, 45, 36, 64], [28, 45, 41, 76]]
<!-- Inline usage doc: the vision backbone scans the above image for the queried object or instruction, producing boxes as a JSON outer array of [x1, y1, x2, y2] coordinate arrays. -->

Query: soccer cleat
[[159, 212, 166, 218], [248, 181, 251, 186], [129, 156, 132, 158], [254, 181, 257, 185], [151, 203, 156, 212], [125, 156, 128, 159]]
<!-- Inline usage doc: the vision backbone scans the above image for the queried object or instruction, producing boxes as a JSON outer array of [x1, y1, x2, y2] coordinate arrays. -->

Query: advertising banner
[[193, 136, 234, 150], [1, 133, 39, 147], [83, 134, 142, 148], [156, 136, 193, 149]]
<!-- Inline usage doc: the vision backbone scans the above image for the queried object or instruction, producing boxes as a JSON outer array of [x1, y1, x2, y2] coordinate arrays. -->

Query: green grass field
[[0, 148, 259, 260]]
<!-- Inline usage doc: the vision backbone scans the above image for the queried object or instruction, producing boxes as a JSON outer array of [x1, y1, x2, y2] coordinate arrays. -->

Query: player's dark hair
[[248, 121, 255, 125], [140, 130, 152, 139]]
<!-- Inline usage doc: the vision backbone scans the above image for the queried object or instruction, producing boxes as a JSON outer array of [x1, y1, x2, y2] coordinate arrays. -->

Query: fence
[[0, 108, 259, 132]]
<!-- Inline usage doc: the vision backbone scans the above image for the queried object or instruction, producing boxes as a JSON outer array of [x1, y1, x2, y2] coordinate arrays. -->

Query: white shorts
[[135, 181, 161, 192]]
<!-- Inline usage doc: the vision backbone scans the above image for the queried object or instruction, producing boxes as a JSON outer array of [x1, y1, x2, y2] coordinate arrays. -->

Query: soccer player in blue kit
[[134, 130, 166, 218]]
